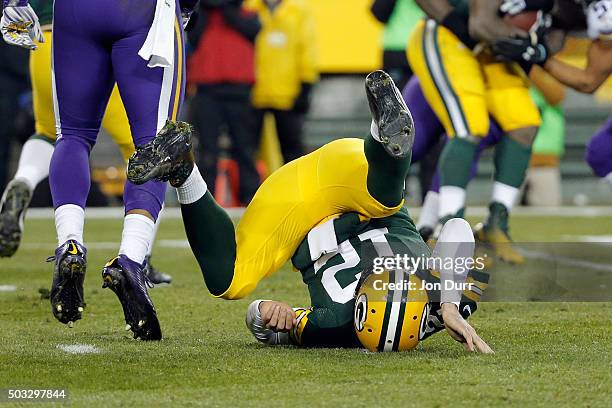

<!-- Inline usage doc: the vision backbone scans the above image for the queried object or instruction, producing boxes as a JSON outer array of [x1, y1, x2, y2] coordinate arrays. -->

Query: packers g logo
[[353, 294, 368, 332]]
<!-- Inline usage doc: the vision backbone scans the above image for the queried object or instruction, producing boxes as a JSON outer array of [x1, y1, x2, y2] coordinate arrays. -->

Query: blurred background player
[[1, 0, 196, 339], [0, 0, 172, 285], [249, 0, 319, 164], [409, 0, 553, 263], [0, 34, 29, 193], [187, 0, 262, 204], [406, 67, 567, 243], [495, 0, 612, 183]]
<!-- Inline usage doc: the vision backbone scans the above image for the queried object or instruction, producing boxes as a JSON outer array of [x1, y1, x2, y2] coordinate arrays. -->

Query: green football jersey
[[290, 208, 432, 347], [30, 0, 53, 27]]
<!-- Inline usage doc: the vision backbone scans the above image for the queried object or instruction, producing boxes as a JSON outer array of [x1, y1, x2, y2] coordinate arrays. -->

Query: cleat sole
[[365, 70, 415, 159], [127, 122, 193, 186], [51, 254, 86, 325]]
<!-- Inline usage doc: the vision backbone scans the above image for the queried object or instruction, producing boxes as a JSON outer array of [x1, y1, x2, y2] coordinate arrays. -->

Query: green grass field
[[0, 213, 610, 407]]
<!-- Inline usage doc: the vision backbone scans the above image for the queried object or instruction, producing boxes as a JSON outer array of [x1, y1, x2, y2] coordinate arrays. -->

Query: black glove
[[441, 9, 478, 50], [492, 35, 549, 73], [293, 83, 313, 114]]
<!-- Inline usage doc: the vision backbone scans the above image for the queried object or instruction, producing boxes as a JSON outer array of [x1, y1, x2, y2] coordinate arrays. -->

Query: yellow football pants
[[221, 138, 404, 299], [31, 31, 134, 161], [408, 19, 541, 138]]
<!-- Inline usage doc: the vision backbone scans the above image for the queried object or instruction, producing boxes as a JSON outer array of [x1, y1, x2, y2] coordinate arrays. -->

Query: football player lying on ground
[[246, 216, 492, 353], [493, 0, 612, 183], [127, 70, 491, 351]]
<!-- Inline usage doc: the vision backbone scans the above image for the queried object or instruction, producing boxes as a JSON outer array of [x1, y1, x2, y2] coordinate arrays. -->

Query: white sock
[[417, 191, 439, 230], [370, 120, 381, 142], [55, 204, 85, 245], [438, 186, 466, 219], [14, 138, 54, 191], [146, 205, 163, 257], [119, 214, 155, 264], [176, 165, 208, 204], [491, 181, 519, 211], [604, 172, 612, 185]]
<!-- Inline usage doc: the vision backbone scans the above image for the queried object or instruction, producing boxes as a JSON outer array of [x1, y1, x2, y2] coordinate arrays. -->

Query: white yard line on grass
[[25, 206, 612, 220], [562, 234, 612, 245], [520, 248, 612, 273], [57, 344, 101, 354], [22, 239, 190, 251], [27, 207, 246, 219], [0, 285, 17, 292]]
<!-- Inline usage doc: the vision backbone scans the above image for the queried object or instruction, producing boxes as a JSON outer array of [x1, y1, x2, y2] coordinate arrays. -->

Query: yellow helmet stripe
[[391, 279, 409, 351]]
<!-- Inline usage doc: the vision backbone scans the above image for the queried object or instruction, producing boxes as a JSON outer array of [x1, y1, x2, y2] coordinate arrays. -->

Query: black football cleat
[[0, 180, 32, 257], [127, 120, 195, 187], [365, 70, 415, 159], [143, 255, 172, 285], [48, 240, 87, 326], [102, 255, 162, 340], [474, 202, 525, 265]]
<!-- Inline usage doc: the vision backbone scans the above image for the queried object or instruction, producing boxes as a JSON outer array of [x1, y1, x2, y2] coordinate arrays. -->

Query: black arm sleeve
[[370, 0, 398, 24], [222, 5, 261, 42], [525, 0, 554, 12]]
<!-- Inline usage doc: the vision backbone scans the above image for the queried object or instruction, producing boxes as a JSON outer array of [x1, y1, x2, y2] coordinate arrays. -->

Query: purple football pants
[[402, 76, 503, 192], [585, 117, 612, 178], [49, 0, 186, 220]]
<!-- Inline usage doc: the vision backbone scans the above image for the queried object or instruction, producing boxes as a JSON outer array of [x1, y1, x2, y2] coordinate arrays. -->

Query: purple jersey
[[586, 117, 612, 178]]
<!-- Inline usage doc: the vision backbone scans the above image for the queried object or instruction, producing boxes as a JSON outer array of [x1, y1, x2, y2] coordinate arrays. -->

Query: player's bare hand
[[259, 301, 297, 332], [441, 303, 494, 354]]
